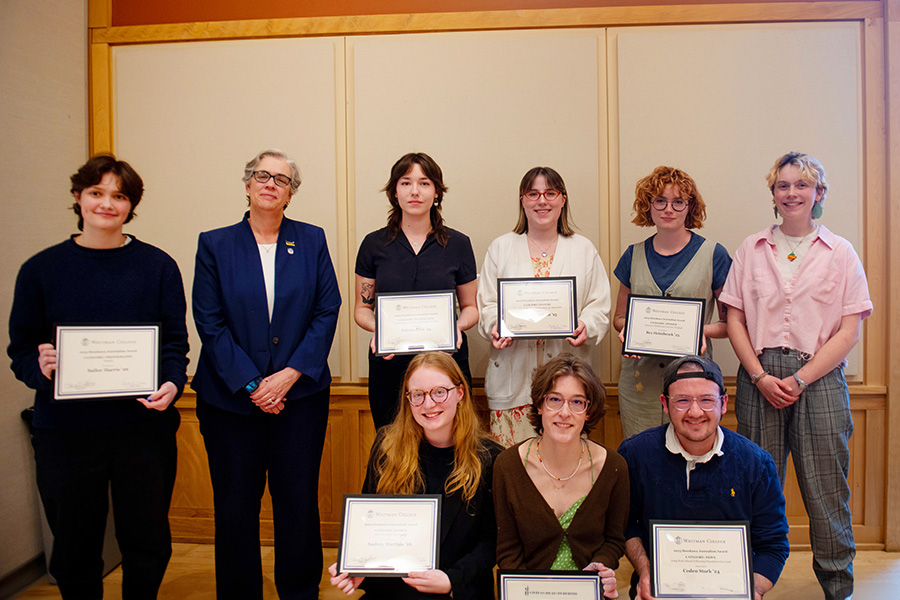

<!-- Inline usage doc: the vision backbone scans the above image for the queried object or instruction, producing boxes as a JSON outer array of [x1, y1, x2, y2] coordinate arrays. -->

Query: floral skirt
[[490, 404, 536, 448]]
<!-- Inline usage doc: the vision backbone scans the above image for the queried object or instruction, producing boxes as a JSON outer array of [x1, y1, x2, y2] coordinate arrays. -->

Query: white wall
[[0, 0, 87, 579]]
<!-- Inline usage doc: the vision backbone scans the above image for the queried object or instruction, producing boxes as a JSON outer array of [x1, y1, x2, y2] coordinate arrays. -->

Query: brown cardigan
[[493, 439, 629, 570]]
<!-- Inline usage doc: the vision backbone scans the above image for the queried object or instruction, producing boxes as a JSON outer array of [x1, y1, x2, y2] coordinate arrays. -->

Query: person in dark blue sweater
[[8, 155, 189, 599], [618, 355, 788, 600]]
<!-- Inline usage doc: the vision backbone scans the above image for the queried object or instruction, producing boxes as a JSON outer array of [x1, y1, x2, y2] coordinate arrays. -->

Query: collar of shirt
[[665, 425, 725, 490], [755, 223, 836, 251]]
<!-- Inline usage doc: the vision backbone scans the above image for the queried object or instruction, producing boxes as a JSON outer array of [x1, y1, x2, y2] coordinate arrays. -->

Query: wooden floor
[[14, 544, 900, 599]]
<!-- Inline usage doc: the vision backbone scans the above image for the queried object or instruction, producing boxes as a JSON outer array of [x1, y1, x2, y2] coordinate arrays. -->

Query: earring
[[433, 198, 439, 206], [811, 200, 823, 219], [773, 205, 779, 219]]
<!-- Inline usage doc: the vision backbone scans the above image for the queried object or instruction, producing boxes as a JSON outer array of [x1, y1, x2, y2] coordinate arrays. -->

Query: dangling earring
[[773, 204, 779, 219], [811, 200, 823, 219], [433, 197, 439, 207]]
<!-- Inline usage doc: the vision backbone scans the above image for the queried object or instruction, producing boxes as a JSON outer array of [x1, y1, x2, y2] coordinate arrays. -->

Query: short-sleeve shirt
[[719, 225, 872, 356], [355, 226, 477, 293], [614, 232, 732, 291]]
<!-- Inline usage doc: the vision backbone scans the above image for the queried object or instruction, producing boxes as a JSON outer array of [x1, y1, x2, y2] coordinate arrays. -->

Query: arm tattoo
[[361, 282, 375, 305]]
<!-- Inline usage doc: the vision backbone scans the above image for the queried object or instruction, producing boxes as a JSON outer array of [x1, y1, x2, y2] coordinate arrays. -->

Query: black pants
[[197, 388, 329, 600], [32, 409, 179, 600]]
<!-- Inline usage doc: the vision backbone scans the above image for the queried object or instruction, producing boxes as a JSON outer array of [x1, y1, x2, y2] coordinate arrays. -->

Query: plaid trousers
[[735, 347, 854, 600]]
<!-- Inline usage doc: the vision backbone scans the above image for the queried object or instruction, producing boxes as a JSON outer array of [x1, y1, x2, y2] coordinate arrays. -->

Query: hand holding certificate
[[54, 324, 160, 401]]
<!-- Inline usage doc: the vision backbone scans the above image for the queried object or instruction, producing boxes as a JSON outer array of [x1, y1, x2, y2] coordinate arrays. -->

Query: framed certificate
[[337, 494, 441, 577], [375, 290, 457, 356], [650, 521, 753, 599], [497, 571, 602, 600], [54, 324, 160, 401], [622, 295, 706, 357], [498, 277, 577, 339]]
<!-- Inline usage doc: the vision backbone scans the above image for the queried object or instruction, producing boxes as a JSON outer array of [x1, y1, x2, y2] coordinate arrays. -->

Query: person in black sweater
[[329, 352, 502, 600], [8, 155, 189, 599]]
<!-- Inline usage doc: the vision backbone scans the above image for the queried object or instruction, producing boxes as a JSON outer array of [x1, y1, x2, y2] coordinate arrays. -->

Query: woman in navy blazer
[[192, 149, 341, 600]]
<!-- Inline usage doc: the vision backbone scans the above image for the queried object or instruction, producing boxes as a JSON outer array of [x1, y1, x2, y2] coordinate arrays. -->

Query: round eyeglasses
[[252, 170, 293, 188], [406, 385, 459, 406], [542, 395, 590, 414], [651, 198, 688, 212], [667, 395, 723, 412], [523, 190, 562, 202]]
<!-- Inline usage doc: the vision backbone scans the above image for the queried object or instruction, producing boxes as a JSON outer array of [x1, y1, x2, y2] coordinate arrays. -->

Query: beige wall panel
[[612, 22, 863, 380], [348, 30, 606, 381], [0, 0, 88, 579], [112, 38, 344, 377]]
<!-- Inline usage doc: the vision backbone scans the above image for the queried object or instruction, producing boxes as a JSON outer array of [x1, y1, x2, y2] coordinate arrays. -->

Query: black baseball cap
[[662, 354, 725, 396]]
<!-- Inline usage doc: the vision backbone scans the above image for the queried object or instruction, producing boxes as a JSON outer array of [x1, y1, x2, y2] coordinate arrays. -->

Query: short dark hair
[[662, 354, 725, 397], [70, 154, 143, 231], [528, 353, 606, 435]]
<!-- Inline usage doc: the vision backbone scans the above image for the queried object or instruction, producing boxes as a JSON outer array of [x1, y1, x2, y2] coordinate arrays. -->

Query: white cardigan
[[476, 232, 611, 410]]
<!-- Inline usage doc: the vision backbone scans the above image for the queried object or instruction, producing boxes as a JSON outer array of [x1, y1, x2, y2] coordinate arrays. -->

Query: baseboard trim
[[0, 554, 48, 599]]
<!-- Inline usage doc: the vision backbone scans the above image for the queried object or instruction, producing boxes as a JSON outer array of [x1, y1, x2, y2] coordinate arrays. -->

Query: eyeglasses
[[543, 395, 590, 414], [523, 190, 562, 202], [252, 170, 293, 188], [406, 385, 458, 406], [667, 395, 723, 412], [651, 198, 688, 212]]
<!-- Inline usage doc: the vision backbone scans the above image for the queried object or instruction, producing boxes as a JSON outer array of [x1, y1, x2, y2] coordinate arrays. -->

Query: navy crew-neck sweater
[[8, 236, 189, 430]]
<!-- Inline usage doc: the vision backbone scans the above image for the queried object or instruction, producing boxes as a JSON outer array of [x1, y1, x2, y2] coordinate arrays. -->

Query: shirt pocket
[[748, 269, 778, 302], [808, 269, 842, 305]]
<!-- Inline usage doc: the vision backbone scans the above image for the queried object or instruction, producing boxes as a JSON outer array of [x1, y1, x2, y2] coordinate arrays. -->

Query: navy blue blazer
[[192, 212, 342, 414]]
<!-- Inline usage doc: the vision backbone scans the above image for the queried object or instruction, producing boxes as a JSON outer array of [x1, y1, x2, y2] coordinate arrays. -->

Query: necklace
[[536, 436, 585, 481], [781, 225, 817, 262], [259, 243, 276, 254], [527, 235, 557, 258]]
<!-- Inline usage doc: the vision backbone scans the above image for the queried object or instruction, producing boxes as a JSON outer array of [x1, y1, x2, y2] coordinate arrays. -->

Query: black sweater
[[8, 236, 189, 429]]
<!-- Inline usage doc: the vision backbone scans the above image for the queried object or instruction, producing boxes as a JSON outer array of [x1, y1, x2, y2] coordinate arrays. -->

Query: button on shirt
[[720, 225, 872, 357]]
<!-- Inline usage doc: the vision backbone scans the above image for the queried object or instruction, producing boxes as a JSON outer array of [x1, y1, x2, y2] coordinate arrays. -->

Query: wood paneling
[[885, 0, 900, 551], [171, 384, 887, 549], [91, 3, 882, 45]]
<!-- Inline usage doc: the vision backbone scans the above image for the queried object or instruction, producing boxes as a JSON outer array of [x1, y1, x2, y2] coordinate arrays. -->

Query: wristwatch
[[244, 376, 263, 394], [792, 372, 808, 391]]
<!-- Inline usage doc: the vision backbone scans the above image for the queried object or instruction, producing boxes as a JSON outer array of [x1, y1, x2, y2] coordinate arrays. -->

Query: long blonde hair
[[374, 352, 489, 503]]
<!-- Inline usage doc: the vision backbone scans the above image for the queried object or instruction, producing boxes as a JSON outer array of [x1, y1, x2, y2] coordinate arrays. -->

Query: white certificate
[[497, 571, 602, 600], [623, 295, 706, 357], [498, 277, 577, 339], [651, 521, 753, 599], [375, 291, 457, 356], [54, 324, 160, 401], [337, 495, 441, 577]]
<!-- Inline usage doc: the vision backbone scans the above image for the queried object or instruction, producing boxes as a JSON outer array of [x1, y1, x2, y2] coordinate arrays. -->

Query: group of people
[[8, 148, 869, 600]]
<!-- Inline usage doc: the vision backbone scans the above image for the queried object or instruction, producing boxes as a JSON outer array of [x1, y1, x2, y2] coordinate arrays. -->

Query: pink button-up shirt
[[720, 225, 872, 357]]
